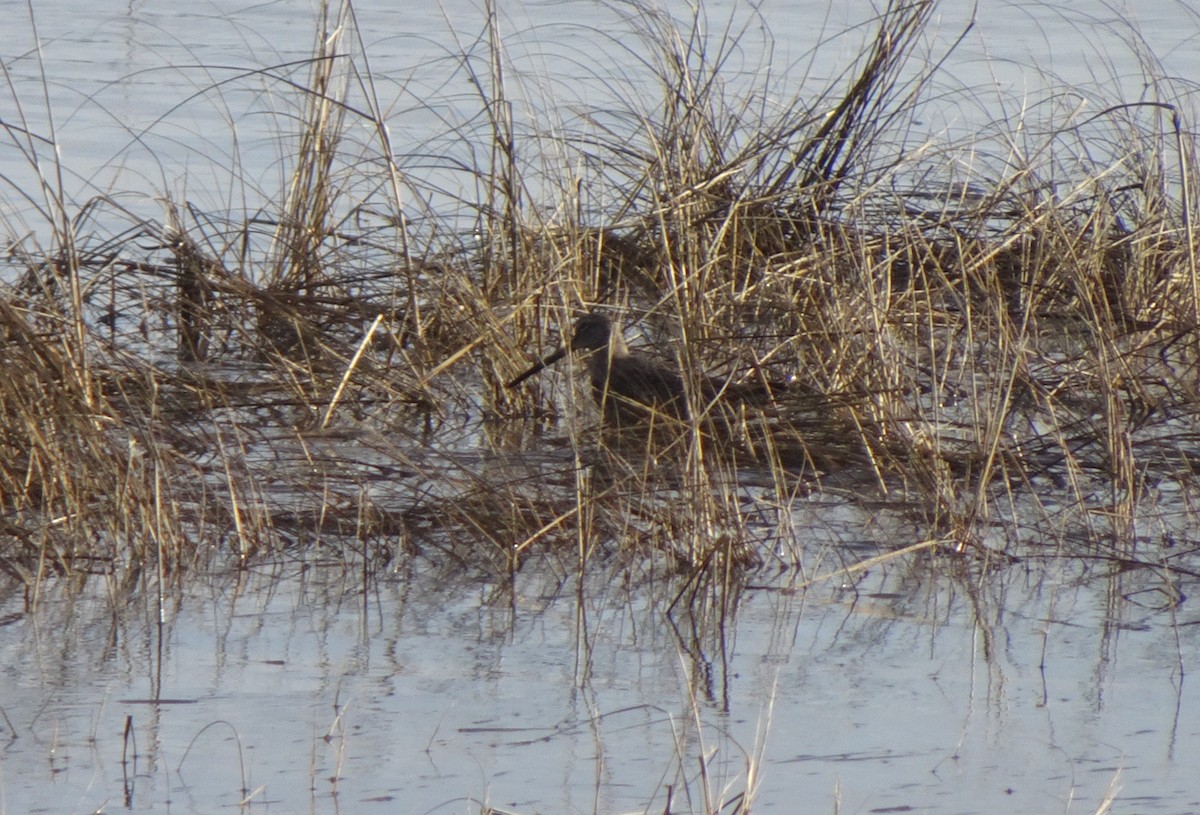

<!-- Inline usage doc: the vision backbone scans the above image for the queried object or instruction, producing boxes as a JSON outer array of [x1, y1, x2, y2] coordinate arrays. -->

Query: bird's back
[[589, 351, 688, 424]]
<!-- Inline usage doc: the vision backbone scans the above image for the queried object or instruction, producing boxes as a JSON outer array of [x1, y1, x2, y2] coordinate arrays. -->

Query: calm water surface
[[3, 1, 1200, 813], [3, 553, 1196, 814], [4, 0, 1198, 233]]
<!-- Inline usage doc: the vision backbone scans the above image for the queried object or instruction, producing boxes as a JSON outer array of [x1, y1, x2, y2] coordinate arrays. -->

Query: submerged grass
[[1, 0, 1199, 633]]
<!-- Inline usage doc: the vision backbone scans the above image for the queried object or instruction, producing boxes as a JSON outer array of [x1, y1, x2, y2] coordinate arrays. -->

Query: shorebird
[[507, 313, 781, 425]]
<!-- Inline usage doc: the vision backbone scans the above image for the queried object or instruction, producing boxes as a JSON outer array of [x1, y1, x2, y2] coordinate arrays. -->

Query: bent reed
[[1, 0, 1198, 607]]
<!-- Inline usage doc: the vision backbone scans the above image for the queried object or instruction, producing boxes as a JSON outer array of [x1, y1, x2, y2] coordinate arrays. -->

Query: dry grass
[[1, 0, 1198, 626]]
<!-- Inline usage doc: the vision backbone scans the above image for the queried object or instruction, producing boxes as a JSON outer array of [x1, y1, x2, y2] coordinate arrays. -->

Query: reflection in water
[[0, 552, 1193, 814]]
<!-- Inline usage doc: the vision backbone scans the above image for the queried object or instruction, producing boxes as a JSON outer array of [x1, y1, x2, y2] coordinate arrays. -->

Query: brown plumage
[[508, 313, 782, 425]]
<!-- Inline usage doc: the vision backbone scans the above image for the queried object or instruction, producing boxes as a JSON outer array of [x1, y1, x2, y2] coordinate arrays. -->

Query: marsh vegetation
[[2, 0, 1198, 811]]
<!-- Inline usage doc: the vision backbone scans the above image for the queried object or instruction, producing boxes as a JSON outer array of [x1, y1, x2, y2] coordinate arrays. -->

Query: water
[[3, 1, 1200, 812], [5, 1, 1197, 237], [3, 555, 1196, 813]]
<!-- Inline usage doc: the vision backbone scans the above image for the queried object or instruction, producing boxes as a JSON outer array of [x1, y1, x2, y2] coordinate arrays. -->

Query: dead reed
[[1, 0, 1198, 619]]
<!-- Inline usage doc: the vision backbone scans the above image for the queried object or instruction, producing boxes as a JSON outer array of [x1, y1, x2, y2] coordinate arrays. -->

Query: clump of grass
[[1, 0, 1198, 612], [0, 276, 190, 594], [495, 0, 1200, 592]]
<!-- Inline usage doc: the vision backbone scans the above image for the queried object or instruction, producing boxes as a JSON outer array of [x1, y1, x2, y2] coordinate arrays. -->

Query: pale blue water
[[5, 1, 1197, 237], [4, 553, 1195, 814]]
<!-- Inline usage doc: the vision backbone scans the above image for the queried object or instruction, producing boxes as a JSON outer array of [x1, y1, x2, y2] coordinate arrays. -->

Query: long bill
[[506, 346, 568, 388]]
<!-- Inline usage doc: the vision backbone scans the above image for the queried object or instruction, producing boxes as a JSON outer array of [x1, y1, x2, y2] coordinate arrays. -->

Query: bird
[[507, 313, 783, 426]]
